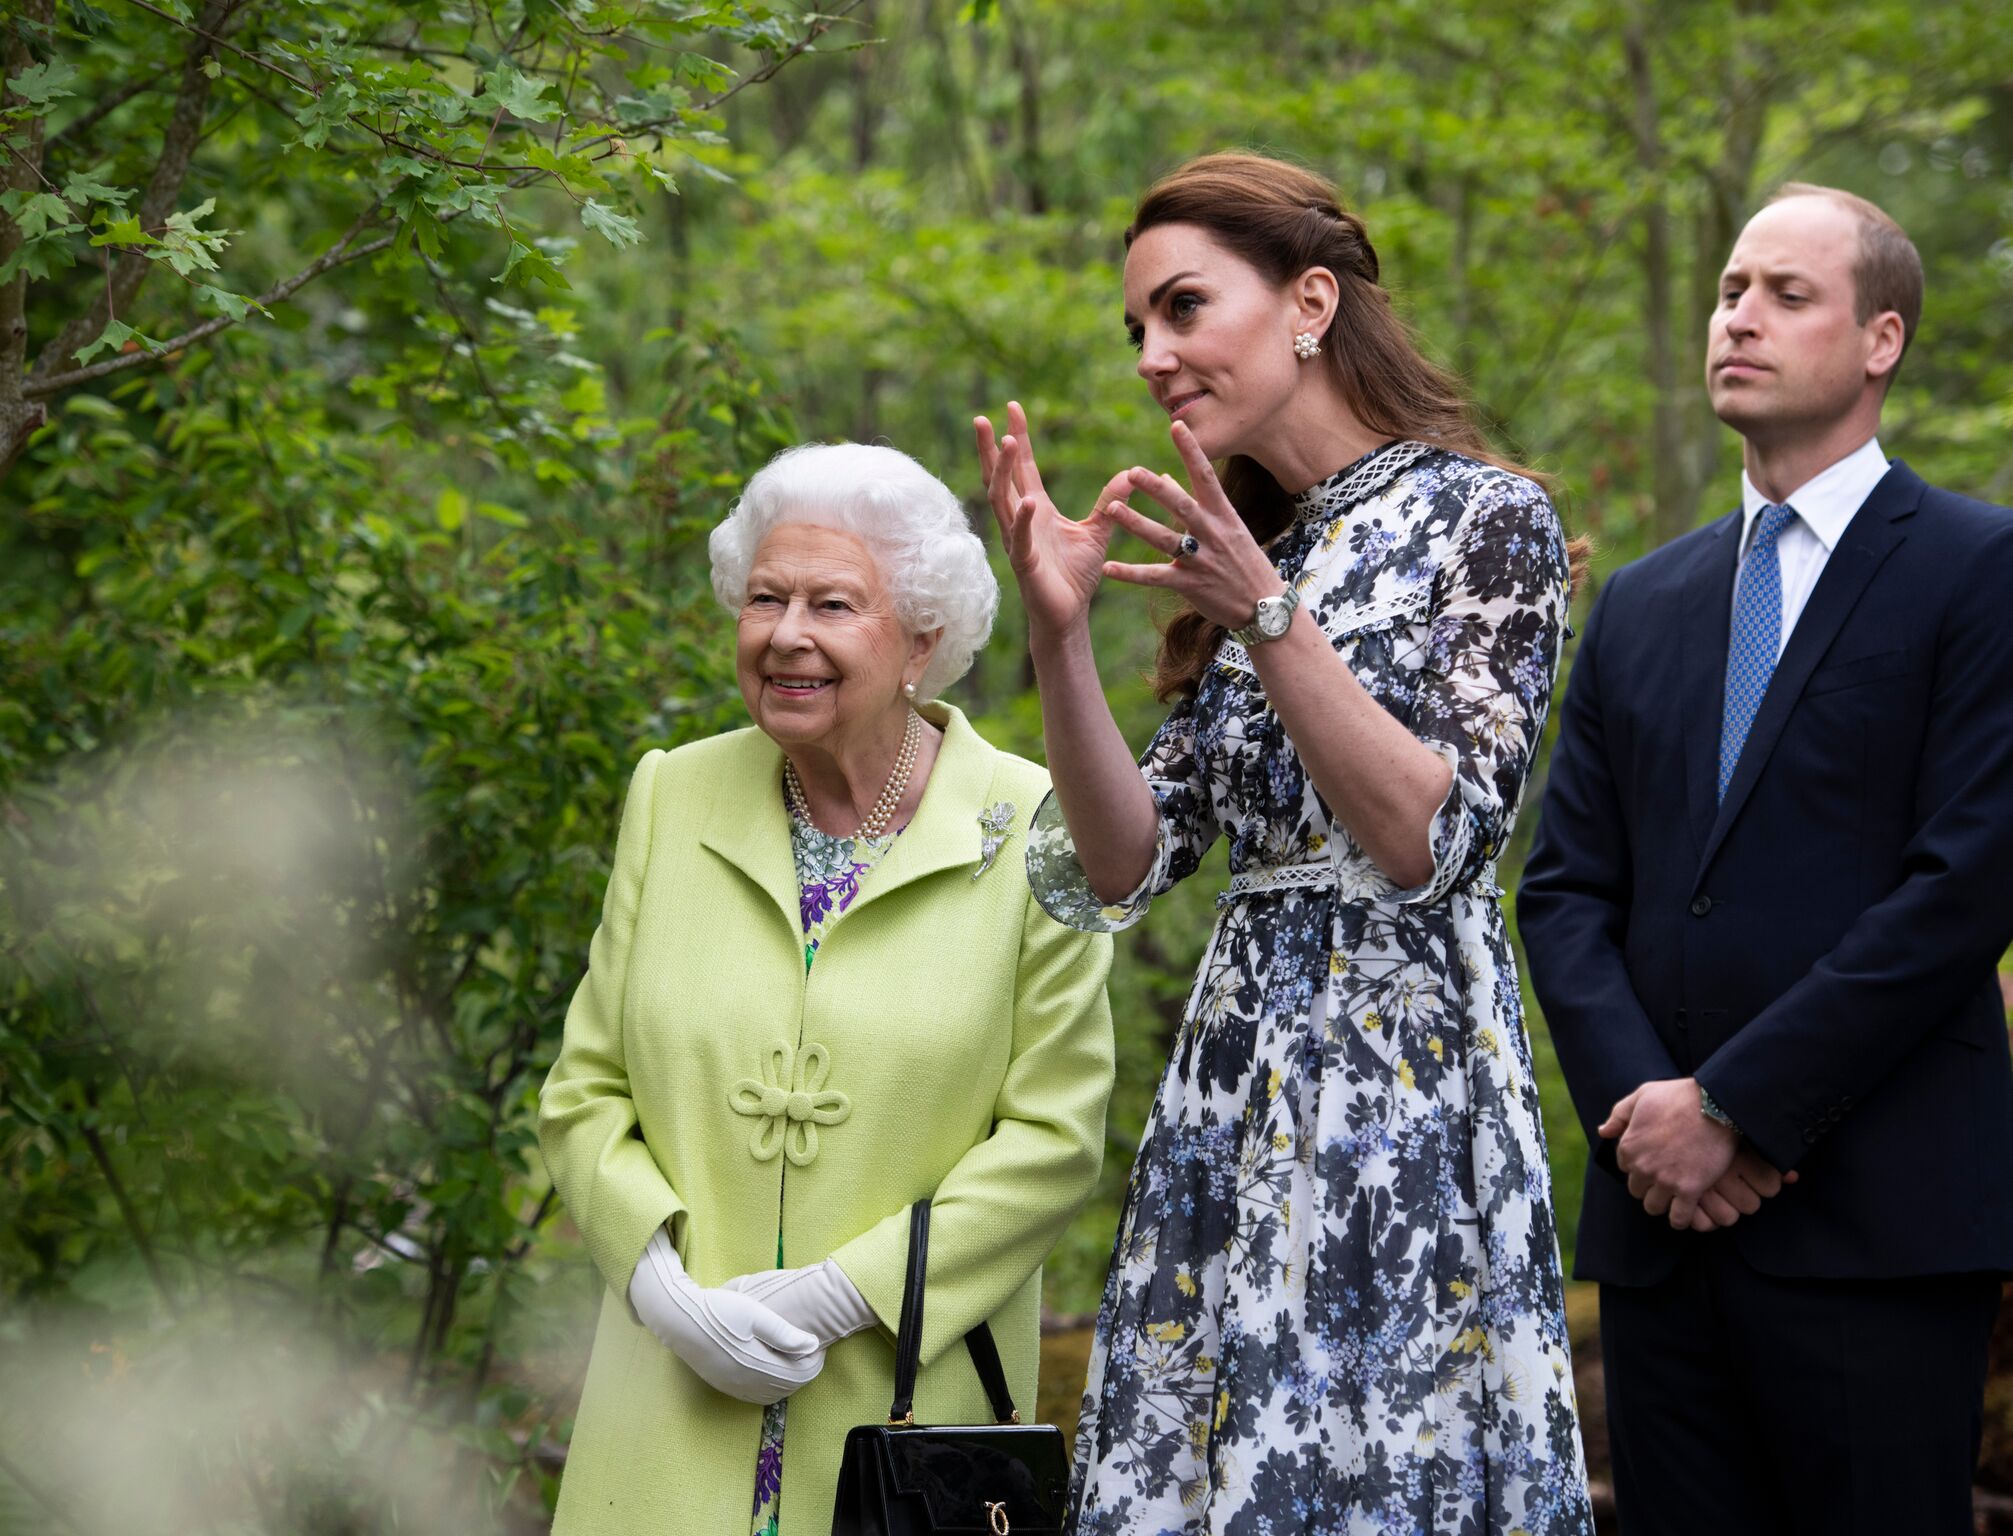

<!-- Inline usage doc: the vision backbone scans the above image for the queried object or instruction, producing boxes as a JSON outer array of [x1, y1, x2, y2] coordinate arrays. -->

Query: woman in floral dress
[[976, 154, 1594, 1533]]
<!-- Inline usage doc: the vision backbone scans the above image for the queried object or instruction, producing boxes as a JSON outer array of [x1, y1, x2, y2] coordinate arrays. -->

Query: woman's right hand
[[975, 401, 1131, 641], [628, 1227, 826, 1404]]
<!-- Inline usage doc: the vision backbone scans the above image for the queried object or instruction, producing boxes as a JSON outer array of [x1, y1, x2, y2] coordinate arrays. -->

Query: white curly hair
[[709, 442, 999, 703]]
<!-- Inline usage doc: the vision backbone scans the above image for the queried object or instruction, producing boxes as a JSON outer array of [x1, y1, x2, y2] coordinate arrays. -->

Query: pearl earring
[[1293, 332, 1322, 361], [903, 681, 917, 699]]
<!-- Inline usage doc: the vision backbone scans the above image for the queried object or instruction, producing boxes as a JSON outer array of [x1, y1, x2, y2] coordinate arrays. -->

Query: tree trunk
[[1627, 0, 1778, 546], [0, 2, 57, 477], [1624, 5, 1694, 548], [30, 0, 233, 383], [1003, 0, 1046, 214], [850, 15, 880, 172], [1682, 0, 1776, 517]]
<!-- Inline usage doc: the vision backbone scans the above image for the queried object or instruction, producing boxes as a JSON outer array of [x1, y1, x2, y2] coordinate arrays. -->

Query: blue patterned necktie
[[1718, 502, 1798, 800]]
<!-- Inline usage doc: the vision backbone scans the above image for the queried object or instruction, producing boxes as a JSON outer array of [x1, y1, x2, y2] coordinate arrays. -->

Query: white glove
[[627, 1227, 826, 1405], [723, 1258, 880, 1348]]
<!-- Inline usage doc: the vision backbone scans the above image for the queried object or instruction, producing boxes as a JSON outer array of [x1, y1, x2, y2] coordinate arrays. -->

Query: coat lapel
[[694, 704, 1002, 935], [1678, 509, 1743, 860], [696, 728, 800, 935], [1694, 461, 1923, 884], [840, 703, 999, 921]]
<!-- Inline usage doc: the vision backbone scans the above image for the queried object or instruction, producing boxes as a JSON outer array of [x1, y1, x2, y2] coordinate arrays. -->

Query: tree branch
[[0, 1446, 88, 1536], [79, 1089, 180, 1316], [31, 0, 235, 382], [24, 197, 388, 398], [557, 0, 871, 164], [115, 0, 315, 94], [11, 1, 856, 429], [44, 66, 174, 156]]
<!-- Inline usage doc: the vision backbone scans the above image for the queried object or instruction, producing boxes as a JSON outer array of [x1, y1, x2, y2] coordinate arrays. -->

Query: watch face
[[1256, 596, 1292, 638]]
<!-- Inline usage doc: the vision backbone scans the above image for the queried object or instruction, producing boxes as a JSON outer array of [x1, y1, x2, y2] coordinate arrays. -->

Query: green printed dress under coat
[[536, 706, 1115, 1536], [750, 810, 898, 1536]]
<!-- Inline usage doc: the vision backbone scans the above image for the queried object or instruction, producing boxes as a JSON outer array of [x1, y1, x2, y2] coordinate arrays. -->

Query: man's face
[[1706, 196, 1884, 440]]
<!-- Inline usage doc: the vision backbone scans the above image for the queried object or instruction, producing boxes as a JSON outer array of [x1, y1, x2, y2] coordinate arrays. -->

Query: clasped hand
[[975, 402, 1282, 636], [628, 1228, 826, 1405], [629, 1232, 879, 1406], [1603, 1077, 1797, 1232]]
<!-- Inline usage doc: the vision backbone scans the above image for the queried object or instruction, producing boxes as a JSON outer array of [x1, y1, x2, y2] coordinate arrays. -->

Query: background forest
[[3, 0, 2011, 1530]]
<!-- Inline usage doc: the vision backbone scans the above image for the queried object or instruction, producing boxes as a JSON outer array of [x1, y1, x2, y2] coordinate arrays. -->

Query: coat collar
[[1685, 459, 1923, 888], [696, 702, 1003, 934]]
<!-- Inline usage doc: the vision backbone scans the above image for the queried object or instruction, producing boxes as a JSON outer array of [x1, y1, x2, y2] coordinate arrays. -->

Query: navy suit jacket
[[1519, 460, 2013, 1286]]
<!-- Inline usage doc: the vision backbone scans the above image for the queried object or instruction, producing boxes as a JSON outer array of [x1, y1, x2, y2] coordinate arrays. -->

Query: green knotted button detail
[[729, 1041, 851, 1166]]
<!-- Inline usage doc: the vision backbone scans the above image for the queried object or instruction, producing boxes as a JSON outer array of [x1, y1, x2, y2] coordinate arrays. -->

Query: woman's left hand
[[1102, 420, 1284, 628], [723, 1258, 879, 1349]]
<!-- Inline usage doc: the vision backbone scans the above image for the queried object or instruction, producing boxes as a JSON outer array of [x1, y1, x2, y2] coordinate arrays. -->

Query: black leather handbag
[[829, 1200, 1070, 1536]]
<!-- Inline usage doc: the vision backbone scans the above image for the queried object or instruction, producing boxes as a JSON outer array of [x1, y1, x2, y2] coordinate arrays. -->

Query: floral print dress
[[751, 806, 899, 1536], [1028, 442, 1594, 1535]]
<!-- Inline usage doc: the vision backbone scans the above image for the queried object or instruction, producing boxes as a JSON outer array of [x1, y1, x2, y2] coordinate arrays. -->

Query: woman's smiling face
[[1123, 222, 1305, 463], [735, 522, 928, 756]]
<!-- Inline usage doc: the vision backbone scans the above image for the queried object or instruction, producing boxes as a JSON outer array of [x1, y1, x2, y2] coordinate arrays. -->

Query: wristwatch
[[1699, 1084, 1740, 1135], [1232, 585, 1301, 646]]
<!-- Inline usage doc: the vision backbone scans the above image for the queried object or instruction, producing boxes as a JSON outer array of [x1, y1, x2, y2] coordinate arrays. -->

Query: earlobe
[[908, 626, 943, 679]]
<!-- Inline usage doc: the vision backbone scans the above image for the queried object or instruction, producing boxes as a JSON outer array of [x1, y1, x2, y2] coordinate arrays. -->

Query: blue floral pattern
[[1029, 443, 1593, 1534]]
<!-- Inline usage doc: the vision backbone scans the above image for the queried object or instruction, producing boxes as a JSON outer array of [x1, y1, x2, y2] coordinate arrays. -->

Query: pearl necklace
[[783, 708, 921, 843]]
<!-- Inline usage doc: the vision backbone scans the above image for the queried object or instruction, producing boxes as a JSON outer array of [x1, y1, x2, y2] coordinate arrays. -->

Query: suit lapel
[[1679, 510, 1743, 860], [1694, 462, 1923, 884]]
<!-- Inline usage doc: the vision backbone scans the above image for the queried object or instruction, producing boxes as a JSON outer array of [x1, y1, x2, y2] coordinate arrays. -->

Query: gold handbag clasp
[[984, 1501, 1010, 1535]]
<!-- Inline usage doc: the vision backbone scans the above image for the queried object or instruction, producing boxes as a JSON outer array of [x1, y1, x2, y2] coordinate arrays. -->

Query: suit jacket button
[[1690, 896, 1713, 917]]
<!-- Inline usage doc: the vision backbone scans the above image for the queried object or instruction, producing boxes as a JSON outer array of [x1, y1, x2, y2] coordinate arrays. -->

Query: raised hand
[[1101, 419, 1282, 627], [975, 400, 1130, 640]]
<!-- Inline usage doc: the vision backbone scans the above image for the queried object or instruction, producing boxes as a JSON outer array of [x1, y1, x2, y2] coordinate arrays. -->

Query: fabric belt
[[1225, 861, 1337, 900], [1220, 858, 1501, 906]]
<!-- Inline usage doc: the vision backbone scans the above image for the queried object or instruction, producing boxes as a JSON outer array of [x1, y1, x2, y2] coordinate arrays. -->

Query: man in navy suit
[[1521, 183, 2013, 1532]]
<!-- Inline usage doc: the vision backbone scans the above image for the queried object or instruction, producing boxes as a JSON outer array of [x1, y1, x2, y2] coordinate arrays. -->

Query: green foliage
[[1, 0, 855, 431], [2, 3, 817, 1529], [3, 0, 2012, 1526], [2, 316, 794, 1526]]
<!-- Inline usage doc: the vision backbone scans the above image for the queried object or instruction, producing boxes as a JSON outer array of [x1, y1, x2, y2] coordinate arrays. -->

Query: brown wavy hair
[[1127, 153, 1590, 700]]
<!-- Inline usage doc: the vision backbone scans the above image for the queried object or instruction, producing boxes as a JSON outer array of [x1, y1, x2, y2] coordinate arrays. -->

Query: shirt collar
[[1739, 435, 1888, 554]]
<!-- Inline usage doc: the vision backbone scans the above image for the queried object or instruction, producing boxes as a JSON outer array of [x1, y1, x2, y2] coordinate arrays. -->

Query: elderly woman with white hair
[[537, 442, 1116, 1536]]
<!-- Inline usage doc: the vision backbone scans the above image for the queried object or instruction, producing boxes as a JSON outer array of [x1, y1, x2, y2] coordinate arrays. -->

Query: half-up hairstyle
[[1126, 152, 1588, 699]]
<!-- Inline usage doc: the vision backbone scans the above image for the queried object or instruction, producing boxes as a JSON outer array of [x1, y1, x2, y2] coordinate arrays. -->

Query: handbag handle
[[886, 1199, 1021, 1427]]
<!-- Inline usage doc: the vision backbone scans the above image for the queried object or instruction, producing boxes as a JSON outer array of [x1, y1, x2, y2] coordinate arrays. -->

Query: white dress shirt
[[1735, 435, 1891, 664]]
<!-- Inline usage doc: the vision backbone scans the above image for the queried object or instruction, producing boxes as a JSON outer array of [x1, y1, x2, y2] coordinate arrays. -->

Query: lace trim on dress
[[1289, 438, 1435, 525]]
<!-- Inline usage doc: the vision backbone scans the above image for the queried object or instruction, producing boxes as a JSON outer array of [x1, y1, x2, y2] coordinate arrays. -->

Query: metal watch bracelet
[[1699, 1084, 1740, 1135], [1232, 584, 1301, 646]]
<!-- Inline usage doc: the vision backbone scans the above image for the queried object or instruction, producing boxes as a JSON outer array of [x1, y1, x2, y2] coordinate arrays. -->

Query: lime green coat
[[538, 705, 1115, 1536]]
